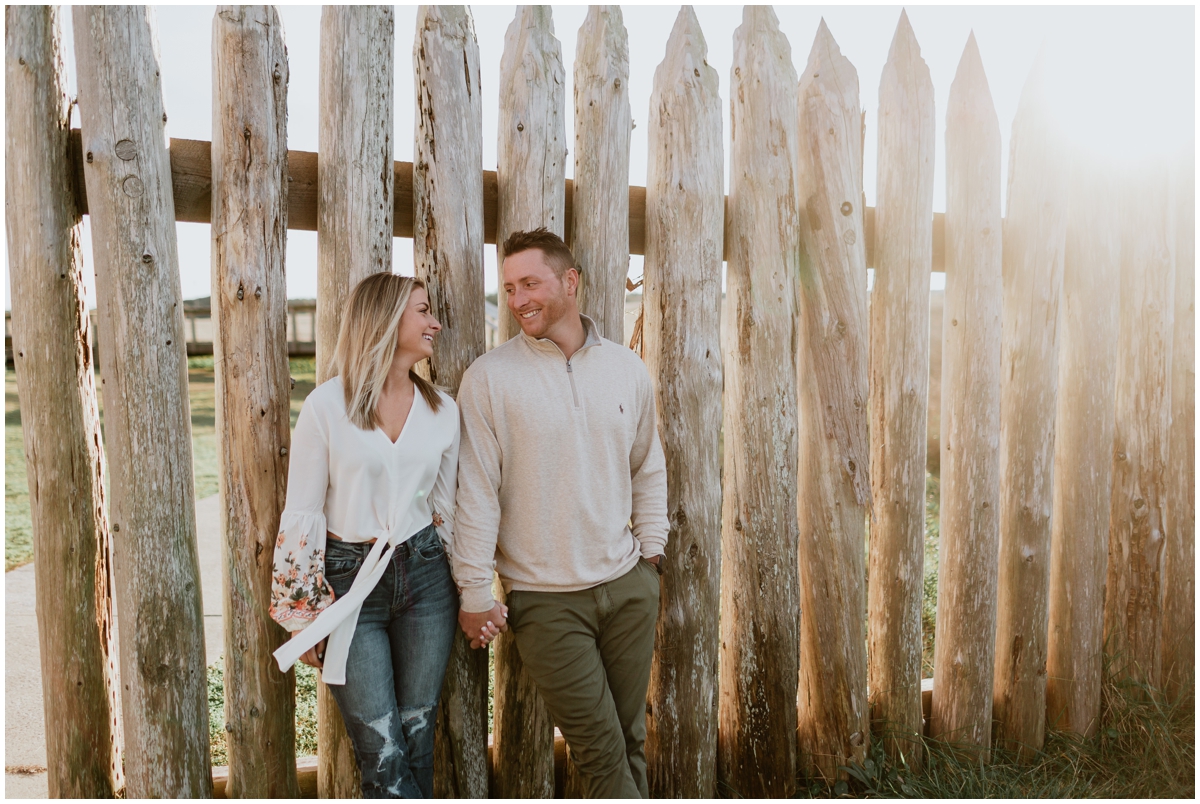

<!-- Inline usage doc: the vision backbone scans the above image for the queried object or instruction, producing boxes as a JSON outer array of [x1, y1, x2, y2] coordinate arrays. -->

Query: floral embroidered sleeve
[[270, 395, 334, 632]]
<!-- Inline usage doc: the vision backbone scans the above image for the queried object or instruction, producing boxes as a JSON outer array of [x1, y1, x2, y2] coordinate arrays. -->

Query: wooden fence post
[[571, 5, 631, 342], [73, 5, 212, 796], [211, 6, 297, 796], [1045, 163, 1120, 736], [867, 11, 934, 769], [643, 9, 724, 796], [412, 5, 489, 798], [717, 7, 799, 797], [5, 6, 121, 797], [316, 6, 395, 797], [992, 57, 1069, 761], [793, 20, 871, 781], [494, 5, 566, 345], [930, 33, 1002, 757], [1104, 164, 1176, 690], [1162, 152, 1195, 699]]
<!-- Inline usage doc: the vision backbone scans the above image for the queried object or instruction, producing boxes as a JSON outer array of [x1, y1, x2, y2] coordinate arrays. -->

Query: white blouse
[[269, 377, 459, 685]]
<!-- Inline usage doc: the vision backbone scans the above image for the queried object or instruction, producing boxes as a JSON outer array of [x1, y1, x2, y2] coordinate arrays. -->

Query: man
[[451, 227, 669, 798]]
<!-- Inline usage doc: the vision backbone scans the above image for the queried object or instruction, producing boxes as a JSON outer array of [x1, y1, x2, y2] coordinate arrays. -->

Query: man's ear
[[565, 267, 580, 297]]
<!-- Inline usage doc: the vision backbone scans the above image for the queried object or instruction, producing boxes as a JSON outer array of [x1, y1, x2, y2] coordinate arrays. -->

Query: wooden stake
[[1045, 163, 1120, 737], [867, 11, 935, 769], [210, 6, 297, 795], [315, 6, 395, 797], [5, 6, 121, 797], [413, 6, 489, 798], [490, 7, 562, 797], [716, 7, 799, 797], [571, 6, 631, 342], [494, 5, 566, 344], [992, 57, 1069, 761], [930, 34, 1002, 757], [794, 19, 871, 782], [642, 9, 724, 796], [1162, 152, 1195, 699], [1104, 164, 1176, 689], [73, 5, 211, 795]]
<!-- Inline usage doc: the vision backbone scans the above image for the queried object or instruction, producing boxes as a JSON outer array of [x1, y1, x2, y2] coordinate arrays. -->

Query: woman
[[269, 273, 500, 798]]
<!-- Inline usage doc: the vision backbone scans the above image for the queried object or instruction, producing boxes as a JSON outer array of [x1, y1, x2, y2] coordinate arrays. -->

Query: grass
[[207, 656, 320, 767]]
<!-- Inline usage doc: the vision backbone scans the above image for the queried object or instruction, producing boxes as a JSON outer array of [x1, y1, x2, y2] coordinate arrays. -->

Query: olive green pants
[[507, 558, 660, 799]]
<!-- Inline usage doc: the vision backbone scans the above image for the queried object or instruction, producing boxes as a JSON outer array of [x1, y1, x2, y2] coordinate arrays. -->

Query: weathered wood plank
[[571, 6, 631, 342], [642, 8, 724, 797], [793, 19, 871, 782], [5, 6, 121, 797], [315, 6, 395, 798], [992, 57, 1069, 761], [717, 7, 799, 797], [866, 10, 934, 770], [1162, 152, 1195, 700], [1045, 162, 1120, 737], [211, 6, 297, 796], [73, 5, 211, 796], [930, 33, 1002, 757], [412, 6, 490, 798], [1104, 164, 1176, 689]]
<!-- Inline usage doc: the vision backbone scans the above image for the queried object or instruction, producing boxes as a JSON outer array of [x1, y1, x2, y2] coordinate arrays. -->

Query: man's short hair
[[501, 227, 578, 280]]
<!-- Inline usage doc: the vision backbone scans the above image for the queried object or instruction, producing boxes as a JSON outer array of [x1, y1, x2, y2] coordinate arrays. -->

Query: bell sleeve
[[270, 395, 334, 633]]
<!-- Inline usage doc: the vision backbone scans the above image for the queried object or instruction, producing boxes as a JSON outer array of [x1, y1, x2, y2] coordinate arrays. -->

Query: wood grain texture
[[930, 34, 1002, 757], [1103, 165, 1176, 689], [210, 6, 297, 796], [5, 6, 121, 797], [412, 6, 489, 798], [73, 5, 211, 796], [793, 20, 871, 781], [1162, 153, 1195, 699], [866, 11, 934, 769], [494, 5, 566, 344], [642, 8, 724, 797], [1045, 163, 1120, 737], [315, 6, 395, 797], [717, 7, 799, 797], [992, 58, 1068, 761], [571, 6, 631, 342]]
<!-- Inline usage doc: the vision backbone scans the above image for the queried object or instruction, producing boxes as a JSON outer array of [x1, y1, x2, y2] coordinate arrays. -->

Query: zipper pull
[[566, 361, 573, 373]]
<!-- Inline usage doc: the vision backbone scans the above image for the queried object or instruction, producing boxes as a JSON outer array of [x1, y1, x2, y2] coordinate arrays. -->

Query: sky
[[5, 3, 1195, 308]]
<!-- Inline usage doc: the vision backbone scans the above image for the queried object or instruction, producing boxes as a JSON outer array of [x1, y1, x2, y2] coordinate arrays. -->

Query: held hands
[[458, 601, 508, 650]]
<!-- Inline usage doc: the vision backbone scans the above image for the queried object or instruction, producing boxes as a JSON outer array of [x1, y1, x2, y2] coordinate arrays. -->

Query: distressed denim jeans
[[323, 523, 458, 798]]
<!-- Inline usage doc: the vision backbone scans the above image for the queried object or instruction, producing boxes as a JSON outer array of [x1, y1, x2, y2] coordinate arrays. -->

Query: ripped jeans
[[324, 523, 458, 798]]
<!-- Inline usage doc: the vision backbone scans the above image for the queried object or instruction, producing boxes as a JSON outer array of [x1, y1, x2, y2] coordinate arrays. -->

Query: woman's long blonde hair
[[334, 273, 442, 430]]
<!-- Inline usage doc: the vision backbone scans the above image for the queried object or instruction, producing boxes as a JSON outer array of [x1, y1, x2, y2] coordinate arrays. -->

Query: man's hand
[[459, 602, 509, 650], [646, 555, 662, 567]]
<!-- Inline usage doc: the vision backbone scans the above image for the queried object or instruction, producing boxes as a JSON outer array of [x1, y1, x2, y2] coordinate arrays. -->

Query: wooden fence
[[4, 4, 1193, 799]]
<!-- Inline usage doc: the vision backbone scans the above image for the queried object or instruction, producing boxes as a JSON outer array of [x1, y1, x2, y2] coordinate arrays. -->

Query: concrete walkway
[[5, 494, 225, 798]]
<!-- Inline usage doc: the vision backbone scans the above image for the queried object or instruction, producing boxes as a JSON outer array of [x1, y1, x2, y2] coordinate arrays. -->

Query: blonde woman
[[269, 273, 499, 798]]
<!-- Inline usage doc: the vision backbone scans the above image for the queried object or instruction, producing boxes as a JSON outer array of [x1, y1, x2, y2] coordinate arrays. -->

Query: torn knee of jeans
[[366, 711, 401, 769], [399, 703, 436, 739]]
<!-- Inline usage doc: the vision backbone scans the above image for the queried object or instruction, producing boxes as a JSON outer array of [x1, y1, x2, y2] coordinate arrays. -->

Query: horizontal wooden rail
[[68, 129, 946, 270]]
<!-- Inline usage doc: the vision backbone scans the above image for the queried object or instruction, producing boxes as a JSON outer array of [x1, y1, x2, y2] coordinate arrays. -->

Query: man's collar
[[520, 314, 603, 355]]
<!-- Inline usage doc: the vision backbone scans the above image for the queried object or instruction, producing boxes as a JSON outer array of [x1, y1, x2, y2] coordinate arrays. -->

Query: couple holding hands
[[269, 228, 668, 799]]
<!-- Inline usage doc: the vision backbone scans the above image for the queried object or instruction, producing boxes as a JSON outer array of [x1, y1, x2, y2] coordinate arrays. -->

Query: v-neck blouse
[[270, 376, 459, 633]]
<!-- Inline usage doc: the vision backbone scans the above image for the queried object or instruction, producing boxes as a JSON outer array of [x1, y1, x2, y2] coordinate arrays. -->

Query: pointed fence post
[[211, 5, 297, 796], [793, 19, 871, 781], [1045, 163, 1120, 737], [571, 5, 631, 342], [1162, 153, 1195, 699], [490, 6, 563, 797], [642, 7, 724, 797], [930, 33, 1002, 758], [494, 5, 566, 345], [866, 11, 934, 769], [992, 59, 1069, 761], [5, 6, 121, 797], [315, 6, 395, 798], [1104, 164, 1176, 690], [413, 5, 490, 798], [717, 7, 799, 797], [73, 5, 212, 795]]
